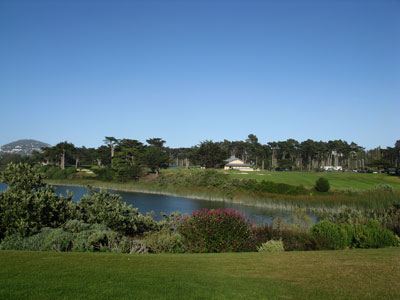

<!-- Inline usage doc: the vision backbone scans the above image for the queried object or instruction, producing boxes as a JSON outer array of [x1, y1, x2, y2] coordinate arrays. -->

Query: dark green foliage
[[142, 146, 170, 174], [42, 228, 74, 252], [76, 188, 157, 236], [351, 220, 398, 248], [40, 166, 77, 179], [92, 166, 117, 181], [382, 205, 400, 236], [326, 205, 400, 237], [0, 221, 132, 253], [315, 177, 330, 192], [1, 162, 44, 191], [194, 140, 229, 168], [155, 172, 308, 196], [310, 221, 349, 250], [0, 163, 74, 239], [0, 228, 53, 251], [116, 165, 142, 182], [179, 208, 253, 253], [251, 225, 314, 251], [86, 230, 120, 252]]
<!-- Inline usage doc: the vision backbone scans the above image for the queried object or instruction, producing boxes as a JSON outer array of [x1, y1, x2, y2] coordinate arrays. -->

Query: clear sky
[[1, 0, 399, 149]]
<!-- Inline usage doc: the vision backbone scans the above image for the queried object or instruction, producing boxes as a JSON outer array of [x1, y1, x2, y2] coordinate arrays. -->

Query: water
[[0, 183, 317, 224]]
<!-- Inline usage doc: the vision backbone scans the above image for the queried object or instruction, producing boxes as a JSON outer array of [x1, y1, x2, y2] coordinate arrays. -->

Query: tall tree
[[194, 141, 229, 168], [142, 146, 170, 175], [146, 138, 166, 148], [54, 142, 75, 170], [104, 136, 119, 166]]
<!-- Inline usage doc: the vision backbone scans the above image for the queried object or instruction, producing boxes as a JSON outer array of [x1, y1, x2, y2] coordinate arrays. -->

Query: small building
[[224, 155, 254, 171], [322, 166, 343, 171]]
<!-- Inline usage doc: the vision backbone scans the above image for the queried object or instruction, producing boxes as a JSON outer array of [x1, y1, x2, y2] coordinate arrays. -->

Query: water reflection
[[1, 183, 318, 224]]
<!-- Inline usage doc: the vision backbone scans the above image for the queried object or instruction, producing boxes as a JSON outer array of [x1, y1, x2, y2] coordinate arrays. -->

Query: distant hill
[[0, 139, 51, 156]]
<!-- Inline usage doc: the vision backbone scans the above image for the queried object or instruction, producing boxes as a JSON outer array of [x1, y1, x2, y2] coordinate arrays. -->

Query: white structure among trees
[[224, 155, 254, 171]]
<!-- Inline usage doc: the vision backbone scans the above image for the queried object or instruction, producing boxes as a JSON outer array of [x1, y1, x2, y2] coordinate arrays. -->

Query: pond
[[0, 183, 318, 225]]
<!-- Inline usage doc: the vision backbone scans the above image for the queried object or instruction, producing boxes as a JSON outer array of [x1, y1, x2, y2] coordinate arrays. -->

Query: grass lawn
[[223, 170, 400, 190], [161, 169, 400, 191], [1, 248, 399, 300]]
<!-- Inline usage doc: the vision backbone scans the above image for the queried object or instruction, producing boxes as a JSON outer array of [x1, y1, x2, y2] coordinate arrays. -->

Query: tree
[[142, 146, 170, 175], [104, 136, 119, 166], [194, 141, 229, 168], [146, 138, 166, 148], [54, 142, 75, 170], [315, 177, 330, 192]]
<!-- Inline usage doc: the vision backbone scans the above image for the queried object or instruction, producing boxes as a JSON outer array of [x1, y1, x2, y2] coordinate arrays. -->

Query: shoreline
[[45, 180, 351, 215]]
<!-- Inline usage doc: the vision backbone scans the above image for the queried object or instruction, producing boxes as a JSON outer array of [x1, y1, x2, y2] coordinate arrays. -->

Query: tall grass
[[45, 178, 400, 215]]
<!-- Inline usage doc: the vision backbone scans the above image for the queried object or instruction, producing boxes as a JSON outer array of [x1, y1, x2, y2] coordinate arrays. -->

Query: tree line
[[1, 135, 399, 177]]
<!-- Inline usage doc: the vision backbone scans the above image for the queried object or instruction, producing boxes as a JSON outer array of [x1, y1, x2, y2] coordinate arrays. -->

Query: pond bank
[[44, 179, 358, 215]]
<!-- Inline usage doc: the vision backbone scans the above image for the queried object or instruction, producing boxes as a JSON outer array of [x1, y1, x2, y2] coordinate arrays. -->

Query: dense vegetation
[[2, 135, 399, 176], [1, 163, 399, 255]]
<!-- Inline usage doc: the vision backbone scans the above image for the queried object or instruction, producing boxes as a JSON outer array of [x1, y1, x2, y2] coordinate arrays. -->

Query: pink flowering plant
[[178, 208, 253, 253]]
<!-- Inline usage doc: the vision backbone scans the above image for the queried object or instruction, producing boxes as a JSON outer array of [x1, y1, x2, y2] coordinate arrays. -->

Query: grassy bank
[[1, 249, 399, 300], [163, 169, 400, 191], [45, 178, 400, 213]]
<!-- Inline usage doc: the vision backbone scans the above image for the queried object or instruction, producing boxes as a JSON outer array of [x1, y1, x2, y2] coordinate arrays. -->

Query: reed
[[45, 178, 400, 215]]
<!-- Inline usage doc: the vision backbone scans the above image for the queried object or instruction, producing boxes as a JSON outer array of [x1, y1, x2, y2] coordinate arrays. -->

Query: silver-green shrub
[[143, 228, 186, 253], [257, 239, 284, 253]]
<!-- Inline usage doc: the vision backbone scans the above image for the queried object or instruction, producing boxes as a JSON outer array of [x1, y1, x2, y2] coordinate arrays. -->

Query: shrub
[[63, 219, 92, 233], [119, 238, 149, 254], [0, 229, 52, 251], [251, 224, 314, 251], [115, 166, 142, 182], [92, 167, 116, 181], [257, 239, 284, 253], [42, 166, 77, 180], [375, 184, 393, 192], [87, 230, 120, 252], [143, 228, 186, 253], [382, 205, 400, 236], [76, 188, 157, 236], [179, 208, 253, 253], [42, 228, 73, 252], [353, 220, 398, 248], [315, 177, 330, 192], [310, 221, 348, 250], [0, 163, 74, 239]]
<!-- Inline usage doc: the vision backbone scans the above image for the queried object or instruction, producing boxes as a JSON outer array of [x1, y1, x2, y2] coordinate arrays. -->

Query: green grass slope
[[1, 249, 399, 300], [222, 170, 400, 191]]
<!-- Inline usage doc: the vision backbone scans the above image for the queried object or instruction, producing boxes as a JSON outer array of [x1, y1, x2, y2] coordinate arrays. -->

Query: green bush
[[63, 219, 92, 233], [310, 221, 348, 250], [42, 166, 77, 180], [315, 177, 330, 192], [352, 220, 398, 248], [92, 167, 117, 181], [0, 163, 74, 238], [42, 228, 73, 252], [179, 208, 253, 253], [257, 239, 284, 253], [76, 188, 158, 236], [143, 228, 186, 253], [87, 230, 120, 252], [251, 223, 314, 251], [116, 165, 142, 182], [0, 228, 53, 251]]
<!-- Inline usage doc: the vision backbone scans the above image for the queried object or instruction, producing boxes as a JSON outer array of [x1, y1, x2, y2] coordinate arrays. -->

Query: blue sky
[[1, 0, 399, 149]]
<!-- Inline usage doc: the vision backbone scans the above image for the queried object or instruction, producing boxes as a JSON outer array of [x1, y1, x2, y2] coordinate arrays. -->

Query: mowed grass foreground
[[1, 249, 399, 300]]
